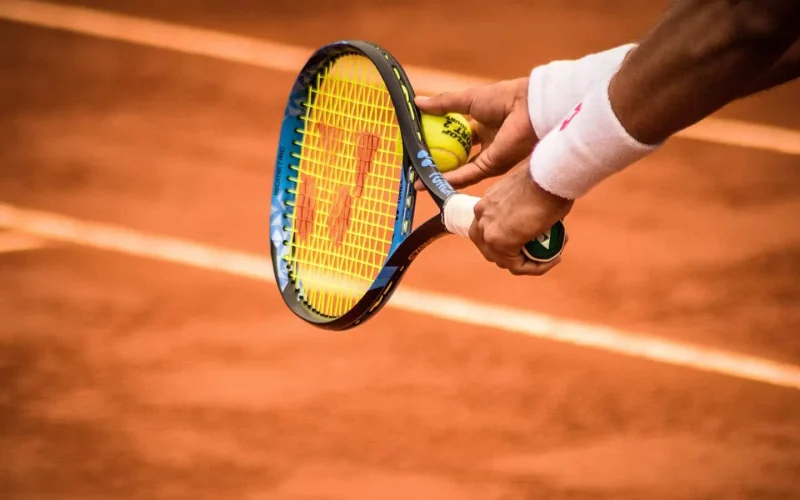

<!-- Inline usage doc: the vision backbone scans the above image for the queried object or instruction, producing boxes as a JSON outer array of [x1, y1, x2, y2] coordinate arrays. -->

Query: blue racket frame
[[270, 40, 451, 329]]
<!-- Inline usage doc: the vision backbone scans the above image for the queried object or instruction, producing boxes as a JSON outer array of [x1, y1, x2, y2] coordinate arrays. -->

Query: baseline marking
[[0, 231, 48, 254], [1, 201, 799, 391], [0, 230, 49, 253]]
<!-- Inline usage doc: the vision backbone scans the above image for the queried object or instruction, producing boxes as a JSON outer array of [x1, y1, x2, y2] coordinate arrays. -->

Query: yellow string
[[287, 54, 403, 317]]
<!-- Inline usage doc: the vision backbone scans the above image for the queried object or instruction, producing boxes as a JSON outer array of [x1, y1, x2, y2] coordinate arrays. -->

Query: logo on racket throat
[[417, 150, 454, 196]]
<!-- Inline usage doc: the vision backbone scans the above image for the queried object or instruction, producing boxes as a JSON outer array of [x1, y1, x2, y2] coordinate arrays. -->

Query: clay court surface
[[2, 1, 800, 498]]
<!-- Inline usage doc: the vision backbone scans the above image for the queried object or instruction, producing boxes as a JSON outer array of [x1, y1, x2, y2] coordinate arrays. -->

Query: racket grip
[[443, 194, 566, 263]]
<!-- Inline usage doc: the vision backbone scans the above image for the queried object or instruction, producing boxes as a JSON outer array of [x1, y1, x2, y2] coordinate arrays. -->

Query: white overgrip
[[442, 193, 478, 238]]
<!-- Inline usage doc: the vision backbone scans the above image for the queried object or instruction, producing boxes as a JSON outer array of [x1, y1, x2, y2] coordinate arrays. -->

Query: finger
[[485, 250, 527, 273], [415, 91, 475, 116], [441, 162, 499, 190], [468, 218, 501, 265], [478, 243, 511, 268], [413, 158, 501, 192], [468, 218, 490, 263], [470, 120, 496, 146], [508, 255, 563, 277], [470, 113, 534, 176], [468, 217, 484, 250], [468, 119, 481, 144], [470, 219, 519, 268]]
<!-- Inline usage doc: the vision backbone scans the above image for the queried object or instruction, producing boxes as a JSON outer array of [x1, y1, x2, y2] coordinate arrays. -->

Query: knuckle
[[477, 149, 495, 171], [482, 228, 505, 247], [465, 90, 477, 111], [473, 200, 486, 218], [530, 258, 562, 276], [468, 221, 482, 243]]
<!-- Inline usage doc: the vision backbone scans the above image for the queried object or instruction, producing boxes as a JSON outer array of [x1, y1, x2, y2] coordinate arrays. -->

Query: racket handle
[[443, 194, 566, 263]]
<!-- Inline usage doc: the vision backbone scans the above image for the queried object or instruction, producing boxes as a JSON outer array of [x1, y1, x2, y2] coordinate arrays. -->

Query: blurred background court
[[2, 1, 800, 498]]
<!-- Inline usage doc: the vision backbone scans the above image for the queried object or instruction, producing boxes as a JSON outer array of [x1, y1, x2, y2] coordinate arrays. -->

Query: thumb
[[471, 112, 536, 175], [412, 123, 524, 192]]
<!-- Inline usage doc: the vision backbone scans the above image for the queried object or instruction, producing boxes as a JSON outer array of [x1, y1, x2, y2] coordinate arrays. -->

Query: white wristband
[[528, 43, 637, 139], [529, 77, 660, 200]]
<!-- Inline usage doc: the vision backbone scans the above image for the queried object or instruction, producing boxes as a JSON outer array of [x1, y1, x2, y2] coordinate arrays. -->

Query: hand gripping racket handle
[[443, 194, 566, 263]]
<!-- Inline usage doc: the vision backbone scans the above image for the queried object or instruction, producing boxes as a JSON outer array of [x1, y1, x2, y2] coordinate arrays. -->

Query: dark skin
[[737, 35, 800, 96], [418, 0, 800, 276], [611, 0, 800, 145]]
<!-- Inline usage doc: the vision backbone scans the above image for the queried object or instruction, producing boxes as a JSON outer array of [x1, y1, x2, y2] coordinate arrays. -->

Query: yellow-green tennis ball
[[421, 112, 472, 172]]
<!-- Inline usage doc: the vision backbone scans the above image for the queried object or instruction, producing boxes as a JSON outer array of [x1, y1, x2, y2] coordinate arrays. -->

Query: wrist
[[529, 75, 661, 200], [525, 165, 574, 213], [528, 43, 637, 139]]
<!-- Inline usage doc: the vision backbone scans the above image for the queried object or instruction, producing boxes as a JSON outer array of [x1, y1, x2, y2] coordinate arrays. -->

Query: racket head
[[270, 40, 439, 329]]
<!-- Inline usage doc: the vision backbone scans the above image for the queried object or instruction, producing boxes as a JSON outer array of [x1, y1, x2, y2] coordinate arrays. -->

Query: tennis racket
[[270, 40, 566, 330]]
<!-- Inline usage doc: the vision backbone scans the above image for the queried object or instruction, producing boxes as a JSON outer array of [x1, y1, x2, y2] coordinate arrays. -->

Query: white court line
[[0, 230, 48, 253], [1, 201, 800, 391], [2, 0, 800, 156]]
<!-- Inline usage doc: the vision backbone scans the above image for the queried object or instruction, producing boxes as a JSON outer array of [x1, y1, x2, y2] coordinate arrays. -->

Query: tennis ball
[[421, 112, 472, 172]]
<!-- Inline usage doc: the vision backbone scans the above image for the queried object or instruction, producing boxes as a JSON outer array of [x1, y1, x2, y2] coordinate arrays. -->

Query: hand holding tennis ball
[[421, 112, 473, 172], [415, 80, 537, 191]]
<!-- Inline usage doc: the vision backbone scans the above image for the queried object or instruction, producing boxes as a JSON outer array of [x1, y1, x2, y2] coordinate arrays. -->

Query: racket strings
[[285, 54, 403, 317]]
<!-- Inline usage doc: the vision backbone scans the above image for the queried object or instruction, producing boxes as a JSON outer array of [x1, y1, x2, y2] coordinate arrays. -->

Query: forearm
[[610, 0, 800, 145], [737, 37, 800, 97], [618, 38, 800, 100], [528, 0, 800, 201]]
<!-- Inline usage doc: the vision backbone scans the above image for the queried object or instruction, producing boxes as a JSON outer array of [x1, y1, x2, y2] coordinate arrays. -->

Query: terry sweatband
[[529, 76, 661, 200], [528, 43, 637, 139]]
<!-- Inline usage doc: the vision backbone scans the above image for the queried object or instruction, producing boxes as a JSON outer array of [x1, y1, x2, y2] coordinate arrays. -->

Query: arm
[[417, 0, 800, 276], [417, 32, 800, 194], [529, 0, 800, 204], [738, 36, 800, 96], [610, 0, 800, 145], [476, 0, 800, 276]]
